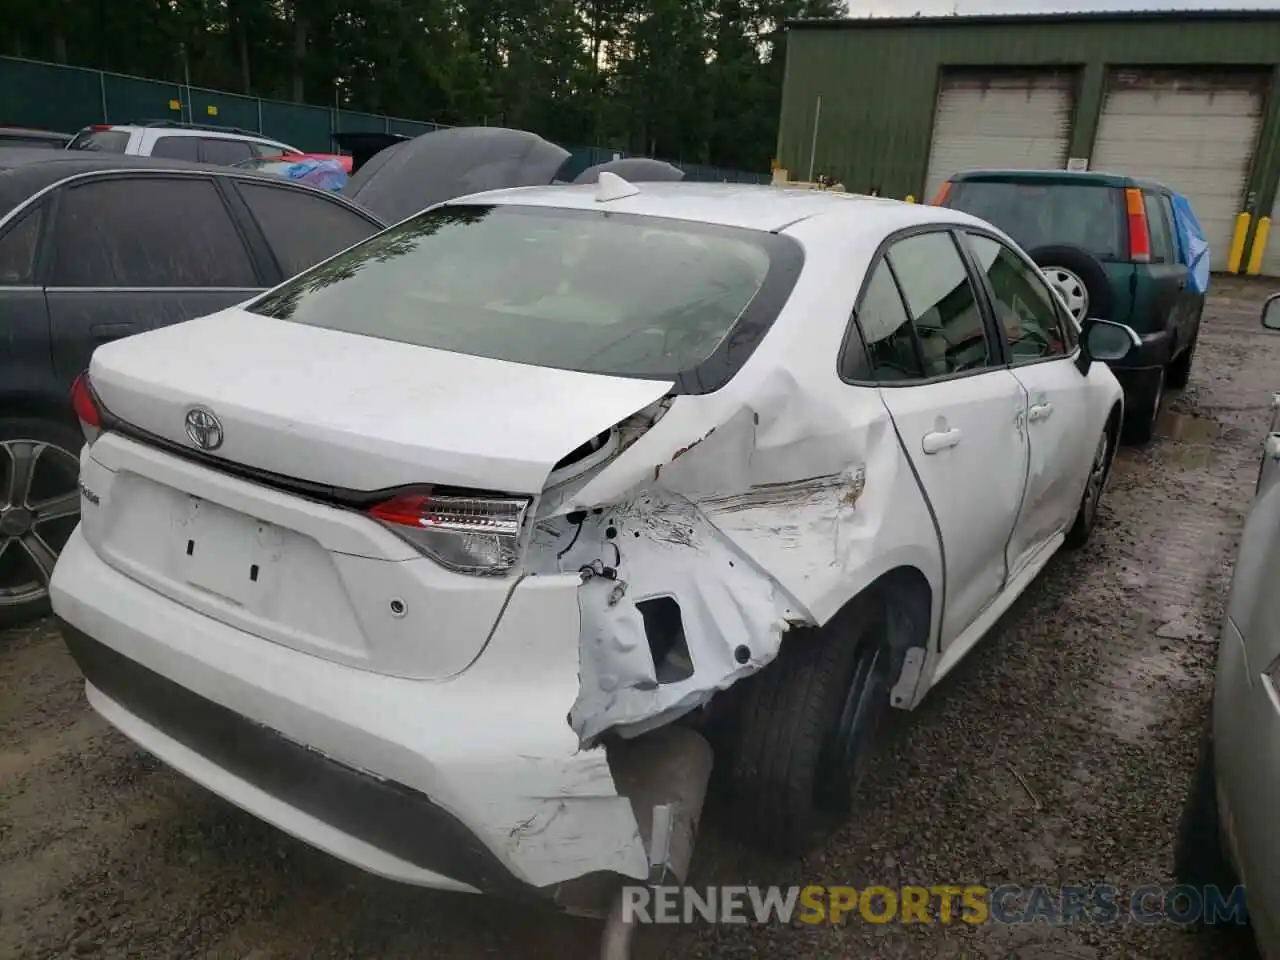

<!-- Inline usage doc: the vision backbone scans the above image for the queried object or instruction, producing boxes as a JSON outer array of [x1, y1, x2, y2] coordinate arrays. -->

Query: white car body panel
[[50, 182, 1125, 900]]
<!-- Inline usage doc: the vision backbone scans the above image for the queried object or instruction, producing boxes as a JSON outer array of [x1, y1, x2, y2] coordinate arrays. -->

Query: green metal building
[[777, 10, 1280, 274]]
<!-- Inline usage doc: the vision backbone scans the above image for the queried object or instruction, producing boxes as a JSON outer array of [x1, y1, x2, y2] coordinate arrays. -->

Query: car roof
[[0, 148, 360, 220], [453, 181, 979, 235], [100, 123, 286, 143], [948, 168, 1175, 192], [0, 127, 71, 141]]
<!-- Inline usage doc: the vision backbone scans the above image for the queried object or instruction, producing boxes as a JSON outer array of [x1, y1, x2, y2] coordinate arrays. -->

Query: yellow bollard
[[1228, 211, 1252, 273], [904, 194, 916, 204], [1248, 217, 1272, 276]]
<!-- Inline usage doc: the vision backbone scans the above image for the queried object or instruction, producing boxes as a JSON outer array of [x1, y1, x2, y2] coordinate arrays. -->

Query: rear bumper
[[51, 527, 710, 903]]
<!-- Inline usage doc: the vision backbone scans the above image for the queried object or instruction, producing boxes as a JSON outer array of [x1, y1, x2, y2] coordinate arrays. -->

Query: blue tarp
[[1170, 191, 1210, 294], [280, 158, 349, 192]]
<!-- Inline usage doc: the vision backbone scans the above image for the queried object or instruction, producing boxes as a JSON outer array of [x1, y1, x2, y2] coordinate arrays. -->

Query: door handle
[[90, 322, 137, 342], [1028, 402, 1054, 422], [922, 428, 962, 454]]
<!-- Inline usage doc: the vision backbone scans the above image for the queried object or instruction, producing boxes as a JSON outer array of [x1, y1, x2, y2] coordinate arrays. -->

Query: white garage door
[[1091, 71, 1264, 272], [1259, 183, 1280, 277], [924, 72, 1073, 202]]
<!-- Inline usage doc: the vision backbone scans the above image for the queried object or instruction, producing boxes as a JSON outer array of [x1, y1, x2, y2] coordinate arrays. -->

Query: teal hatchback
[[937, 170, 1206, 443]]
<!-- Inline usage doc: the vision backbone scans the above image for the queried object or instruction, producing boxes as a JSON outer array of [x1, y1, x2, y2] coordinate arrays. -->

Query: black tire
[[1027, 244, 1114, 323], [1065, 423, 1115, 549], [0, 417, 84, 629], [1174, 729, 1239, 897], [728, 596, 891, 857], [1166, 329, 1199, 390], [1121, 366, 1164, 446]]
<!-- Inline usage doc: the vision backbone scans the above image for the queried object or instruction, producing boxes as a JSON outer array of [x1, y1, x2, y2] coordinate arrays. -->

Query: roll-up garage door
[[924, 71, 1074, 202], [1261, 188, 1280, 278], [1091, 71, 1265, 272]]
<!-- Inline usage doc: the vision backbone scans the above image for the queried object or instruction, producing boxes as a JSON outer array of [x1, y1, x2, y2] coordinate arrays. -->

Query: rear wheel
[[1121, 367, 1164, 445], [728, 597, 891, 856], [0, 418, 83, 629], [1166, 330, 1199, 390]]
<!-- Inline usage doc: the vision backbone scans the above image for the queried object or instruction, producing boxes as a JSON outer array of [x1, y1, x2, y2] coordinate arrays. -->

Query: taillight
[[89, 124, 111, 131], [69, 371, 101, 443], [1125, 187, 1151, 263], [931, 181, 952, 205], [369, 491, 531, 575]]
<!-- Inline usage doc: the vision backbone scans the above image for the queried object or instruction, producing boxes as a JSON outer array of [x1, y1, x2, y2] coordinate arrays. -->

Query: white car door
[[859, 229, 1031, 647], [962, 231, 1094, 579]]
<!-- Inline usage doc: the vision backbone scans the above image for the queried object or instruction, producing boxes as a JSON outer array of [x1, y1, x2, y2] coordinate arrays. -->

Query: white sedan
[[50, 176, 1136, 946]]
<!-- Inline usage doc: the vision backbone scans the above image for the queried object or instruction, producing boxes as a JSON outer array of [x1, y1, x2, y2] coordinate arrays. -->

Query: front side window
[[885, 231, 992, 377], [944, 180, 1125, 262], [966, 234, 1067, 362], [150, 136, 199, 161], [200, 138, 254, 166], [50, 176, 257, 287], [249, 204, 795, 384]]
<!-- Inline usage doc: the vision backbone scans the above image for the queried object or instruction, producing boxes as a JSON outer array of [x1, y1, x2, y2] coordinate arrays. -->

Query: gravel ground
[[2, 277, 1277, 959]]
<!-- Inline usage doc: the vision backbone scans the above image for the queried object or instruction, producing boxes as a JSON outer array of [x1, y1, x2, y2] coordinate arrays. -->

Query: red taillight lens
[[369, 491, 531, 575], [89, 124, 111, 131], [931, 181, 952, 206], [70, 372, 101, 429], [1125, 187, 1151, 263]]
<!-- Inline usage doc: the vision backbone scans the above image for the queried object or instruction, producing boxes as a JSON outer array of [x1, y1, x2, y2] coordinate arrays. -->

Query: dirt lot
[[2, 278, 1278, 960]]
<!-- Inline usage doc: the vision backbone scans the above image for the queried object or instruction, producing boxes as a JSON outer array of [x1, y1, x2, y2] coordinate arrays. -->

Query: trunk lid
[[88, 307, 674, 495]]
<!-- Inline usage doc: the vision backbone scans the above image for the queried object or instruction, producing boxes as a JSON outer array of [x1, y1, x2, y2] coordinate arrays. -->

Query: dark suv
[[936, 170, 1206, 443], [0, 149, 385, 626]]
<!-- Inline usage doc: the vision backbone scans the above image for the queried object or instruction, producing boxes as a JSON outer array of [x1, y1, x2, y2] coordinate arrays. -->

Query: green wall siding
[[780, 17, 1280, 212]]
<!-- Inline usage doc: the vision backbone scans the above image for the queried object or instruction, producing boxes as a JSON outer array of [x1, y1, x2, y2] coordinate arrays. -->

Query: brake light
[[89, 124, 111, 131], [70, 371, 101, 442], [1125, 187, 1151, 263], [369, 491, 531, 575], [931, 181, 952, 205]]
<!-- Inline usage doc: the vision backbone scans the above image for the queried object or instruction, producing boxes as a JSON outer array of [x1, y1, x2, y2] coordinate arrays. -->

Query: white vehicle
[[49, 177, 1136, 953], [66, 120, 300, 166]]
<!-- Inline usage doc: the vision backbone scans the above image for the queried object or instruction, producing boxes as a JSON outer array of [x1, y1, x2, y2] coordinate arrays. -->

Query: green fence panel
[[189, 87, 261, 133], [0, 57, 104, 132], [103, 73, 184, 125], [336, 109, 385, 134], [259, 100, 331, 152], [388, 118, 439, 138]]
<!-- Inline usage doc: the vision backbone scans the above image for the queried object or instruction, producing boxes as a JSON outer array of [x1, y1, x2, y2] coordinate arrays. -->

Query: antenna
[[595, 171, 641, 202]]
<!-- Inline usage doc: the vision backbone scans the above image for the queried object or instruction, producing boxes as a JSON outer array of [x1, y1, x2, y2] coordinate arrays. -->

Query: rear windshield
[[248, 203, 800, 385], [66, 129, 130, 153], [945, 181, 1125, 261]]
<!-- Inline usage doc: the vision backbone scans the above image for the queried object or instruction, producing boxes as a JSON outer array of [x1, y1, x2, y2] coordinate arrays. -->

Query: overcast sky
[[849, 0, 1280, 15]]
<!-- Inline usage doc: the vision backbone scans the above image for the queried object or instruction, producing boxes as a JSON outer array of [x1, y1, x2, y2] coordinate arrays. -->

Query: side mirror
[[1262, 293, 1280, 331], [1084, 318, 1140, 361]]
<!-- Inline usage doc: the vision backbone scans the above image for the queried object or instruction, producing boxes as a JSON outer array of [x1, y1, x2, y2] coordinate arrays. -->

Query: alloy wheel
[[0, 440, 81, 610], [1044, 266, 1089, 322], [1082, 432, 1110, 527]]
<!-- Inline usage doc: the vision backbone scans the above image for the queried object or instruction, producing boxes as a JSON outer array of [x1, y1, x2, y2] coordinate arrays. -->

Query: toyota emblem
[[184, 406, 224, 451]]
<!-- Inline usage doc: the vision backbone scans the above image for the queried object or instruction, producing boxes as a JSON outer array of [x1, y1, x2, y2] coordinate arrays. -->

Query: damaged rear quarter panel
[[530, 218, 943, 741]]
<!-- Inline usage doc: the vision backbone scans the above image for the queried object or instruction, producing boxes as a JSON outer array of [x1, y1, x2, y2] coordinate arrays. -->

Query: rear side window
[[944, 181, 1125, 261], [200, 138, 253, 166], [885, 231, 991, 377], [251, 141, 288, 158], [249, 203, 795, 384], [66, 129, 129, 153], [151, 136, 199, 161], [854, 261, 922, 381], [50, 176, 258, 288], [1144, 192, 1175, 264], [236, 182, 379, 277], [0, 205, 45, 284]]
